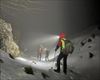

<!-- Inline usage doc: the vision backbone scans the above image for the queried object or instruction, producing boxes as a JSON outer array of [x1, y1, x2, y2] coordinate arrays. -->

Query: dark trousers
[[56, 52, 68, 73]]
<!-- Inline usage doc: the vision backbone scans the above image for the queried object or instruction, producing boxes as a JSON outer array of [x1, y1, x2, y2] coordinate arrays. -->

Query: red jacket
[[55, 38, 65, 51]]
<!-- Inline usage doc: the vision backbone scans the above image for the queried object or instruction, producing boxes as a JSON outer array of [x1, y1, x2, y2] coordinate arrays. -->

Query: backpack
[[61, 39, 74, 55]]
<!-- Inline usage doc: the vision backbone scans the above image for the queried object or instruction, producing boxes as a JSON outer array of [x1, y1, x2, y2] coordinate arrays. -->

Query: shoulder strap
[[61, 38, 66, 49]]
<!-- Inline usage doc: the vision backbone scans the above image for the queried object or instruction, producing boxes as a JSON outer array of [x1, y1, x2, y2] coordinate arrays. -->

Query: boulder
[[24, 66, 34, 75], [0, 58, 4, 63], [89, 52, 94, 58], [0, 18, 21, 58]]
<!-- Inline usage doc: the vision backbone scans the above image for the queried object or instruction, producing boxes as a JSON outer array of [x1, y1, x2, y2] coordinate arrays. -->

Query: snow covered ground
[[0, 50, 87, 80], [0, 26, 100, 80]]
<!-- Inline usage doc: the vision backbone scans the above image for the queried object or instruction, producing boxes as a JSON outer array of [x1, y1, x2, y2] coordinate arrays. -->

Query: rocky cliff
[[0, 18, 20, 57]]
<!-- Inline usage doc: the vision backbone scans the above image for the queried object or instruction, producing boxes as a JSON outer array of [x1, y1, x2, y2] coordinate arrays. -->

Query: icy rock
[[80, 41, 85, 46], [0, 58, 4, 63], [8, 54, 15, 59], [89, 52, 94, 58], [24, 66, 34, 75], [0, 18, 21, 58], [87, 38, 92, 42]]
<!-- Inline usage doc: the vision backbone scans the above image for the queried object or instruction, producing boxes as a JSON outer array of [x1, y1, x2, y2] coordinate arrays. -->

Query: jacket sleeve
[[55, 39, 62, 51]]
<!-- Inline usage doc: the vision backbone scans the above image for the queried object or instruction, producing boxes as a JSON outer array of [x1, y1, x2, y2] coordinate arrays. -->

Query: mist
[[0, 0, 99, 58]]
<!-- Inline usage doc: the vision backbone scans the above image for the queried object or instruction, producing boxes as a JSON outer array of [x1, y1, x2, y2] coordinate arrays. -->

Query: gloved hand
[[55, 48, 57, 52], [55, 45, 59, 52]]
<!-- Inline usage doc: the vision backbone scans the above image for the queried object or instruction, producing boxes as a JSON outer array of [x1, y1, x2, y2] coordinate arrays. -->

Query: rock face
[[0, 18, 20, 57]]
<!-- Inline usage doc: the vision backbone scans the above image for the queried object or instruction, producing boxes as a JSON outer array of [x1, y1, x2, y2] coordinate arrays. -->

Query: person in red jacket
[[54, 32, 68, 74]]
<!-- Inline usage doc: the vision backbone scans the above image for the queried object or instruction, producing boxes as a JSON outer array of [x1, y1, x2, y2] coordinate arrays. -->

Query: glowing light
[[55, 35, 59, 39], [16, 57, 27, 62]]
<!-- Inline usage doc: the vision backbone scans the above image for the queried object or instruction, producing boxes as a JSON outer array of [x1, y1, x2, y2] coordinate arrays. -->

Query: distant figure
[[44, 48, 50, 61], [37, 45, 44, 61]]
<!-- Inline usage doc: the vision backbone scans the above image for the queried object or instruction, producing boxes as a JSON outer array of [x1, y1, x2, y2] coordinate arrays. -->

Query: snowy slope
[[0, 49, 88, 80], [68, 26, 100, 80], [0, 26, 100, 80]]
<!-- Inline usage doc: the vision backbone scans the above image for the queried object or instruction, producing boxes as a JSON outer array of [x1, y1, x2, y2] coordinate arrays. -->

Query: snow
[[0, 26, 100, 80]]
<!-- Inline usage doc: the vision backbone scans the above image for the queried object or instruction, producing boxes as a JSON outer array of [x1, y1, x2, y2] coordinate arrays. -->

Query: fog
[[0, 0, 99, 58]]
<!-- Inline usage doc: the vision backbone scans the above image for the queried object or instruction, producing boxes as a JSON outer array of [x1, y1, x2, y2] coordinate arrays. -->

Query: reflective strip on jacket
[[57, 38, 66, 50]]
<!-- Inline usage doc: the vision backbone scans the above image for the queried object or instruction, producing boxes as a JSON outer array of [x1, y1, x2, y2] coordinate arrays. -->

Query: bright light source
[[16, 57, 27, 62], [55, 35, 59, 39]]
